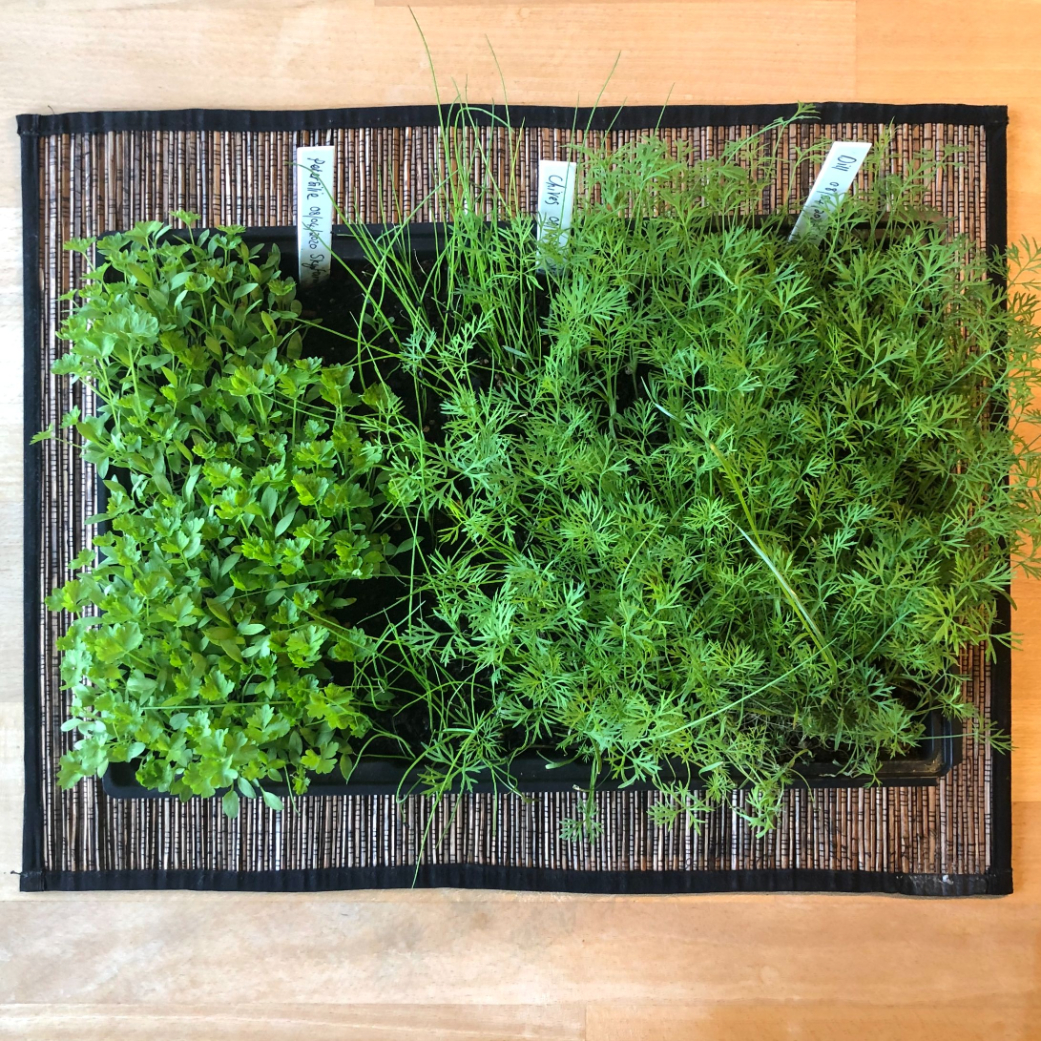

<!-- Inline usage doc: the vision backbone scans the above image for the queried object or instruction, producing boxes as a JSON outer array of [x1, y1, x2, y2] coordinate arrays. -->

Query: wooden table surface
[[2, 2, 1041, 1038]]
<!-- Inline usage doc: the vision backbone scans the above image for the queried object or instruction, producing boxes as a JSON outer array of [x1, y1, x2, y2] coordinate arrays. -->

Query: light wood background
[[2, 2, 1041, 1038]]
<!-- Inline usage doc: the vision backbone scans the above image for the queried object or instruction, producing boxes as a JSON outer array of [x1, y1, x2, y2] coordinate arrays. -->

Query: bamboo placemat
[[18, 103, 1012, 894]]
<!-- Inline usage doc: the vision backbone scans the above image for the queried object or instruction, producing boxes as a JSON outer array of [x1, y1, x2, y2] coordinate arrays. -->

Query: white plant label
[[296, 145, 335, 287], [536, 160, 577, 266], [789, 142, 872, 242]]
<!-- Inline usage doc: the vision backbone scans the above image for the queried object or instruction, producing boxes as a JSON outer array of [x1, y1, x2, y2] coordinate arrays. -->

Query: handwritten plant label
[[536, 160, 577, 267], [296, 145, 335, 287], [789, 142, 872, 242]]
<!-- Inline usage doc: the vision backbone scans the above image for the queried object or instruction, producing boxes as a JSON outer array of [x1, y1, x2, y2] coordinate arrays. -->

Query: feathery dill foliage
[[345, 111, 1041, 834]]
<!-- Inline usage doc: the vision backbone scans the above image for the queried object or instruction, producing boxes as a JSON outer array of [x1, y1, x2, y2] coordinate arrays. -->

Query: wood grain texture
[[0, 202, 24, 900], [0, 208, 22, 511], [0, 1005, 586, 1041], [0, 207, 22, 712], [586, 1001, 1041, 1041], [1, 2, 1040, 1040]]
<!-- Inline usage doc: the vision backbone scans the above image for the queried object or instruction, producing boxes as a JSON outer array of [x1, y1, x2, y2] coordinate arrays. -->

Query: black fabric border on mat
[[986, 115, 1013, 895], [17, 101, 1010, 138], [20, 127, 44, 887], [19, 102, 1013, 896], [18, 866, 1008, 897]]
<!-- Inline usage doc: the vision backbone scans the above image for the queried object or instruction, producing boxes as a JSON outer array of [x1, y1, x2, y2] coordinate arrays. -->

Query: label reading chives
[[536, 160, 577, 267]]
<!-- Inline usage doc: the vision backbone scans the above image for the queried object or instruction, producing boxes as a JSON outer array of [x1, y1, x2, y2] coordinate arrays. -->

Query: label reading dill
[[789, 142, 872, 242], [536, 160, 577, 266], [296, 146, 335, 287]]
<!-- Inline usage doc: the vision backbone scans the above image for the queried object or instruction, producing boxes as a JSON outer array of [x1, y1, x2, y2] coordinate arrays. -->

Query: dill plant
[[339, 111, 1041, 833]]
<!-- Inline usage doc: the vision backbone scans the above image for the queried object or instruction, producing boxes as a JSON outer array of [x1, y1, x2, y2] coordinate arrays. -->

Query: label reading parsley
[[297, 146, 335, 287], [789, 142, 871, 242], [536, 160, 577, 267]]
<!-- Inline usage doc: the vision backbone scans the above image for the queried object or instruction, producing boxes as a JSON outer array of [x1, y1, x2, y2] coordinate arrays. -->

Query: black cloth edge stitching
[[18, 103, 1013, 896], [986, 117, 1013, 889], [21, 130, 44, 881], [16, 102, 1009, 138], [18, 866, 1010, 896]]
